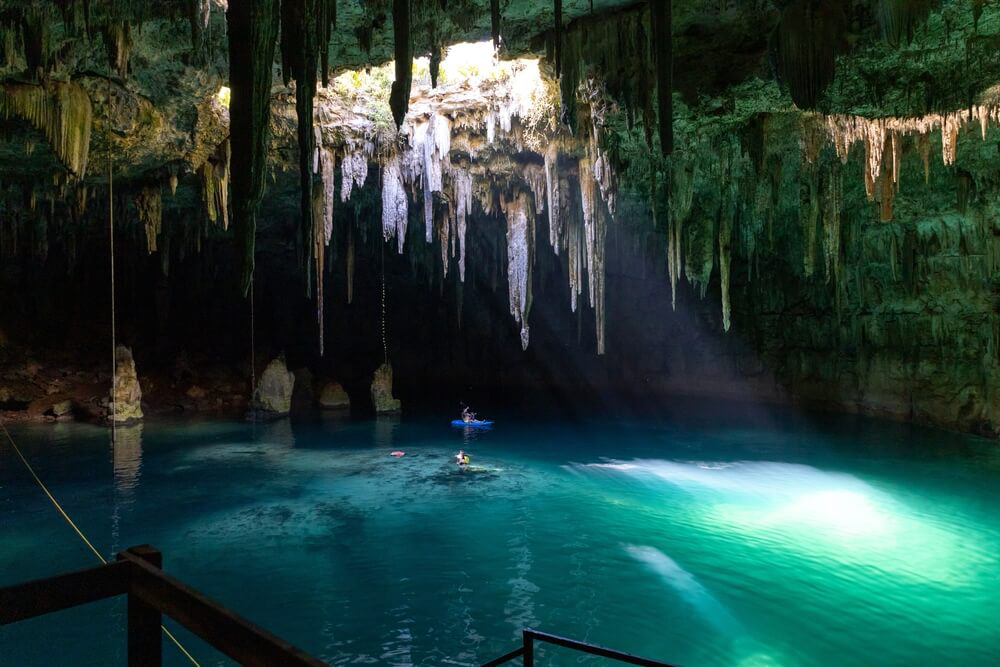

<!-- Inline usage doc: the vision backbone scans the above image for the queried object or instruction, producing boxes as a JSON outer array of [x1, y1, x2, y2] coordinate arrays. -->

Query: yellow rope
[[0, 420, 200, 666]]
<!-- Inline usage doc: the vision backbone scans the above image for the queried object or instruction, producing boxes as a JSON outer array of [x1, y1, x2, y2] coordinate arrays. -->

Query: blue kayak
[[451, 419, 494, 429]]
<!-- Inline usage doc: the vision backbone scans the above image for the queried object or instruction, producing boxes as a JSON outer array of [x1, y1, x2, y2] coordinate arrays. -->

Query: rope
[[0, 420, 200, 666], [250, 271, 256, 394], [107, 75, 116, 447], [381, 240, 388, 365]]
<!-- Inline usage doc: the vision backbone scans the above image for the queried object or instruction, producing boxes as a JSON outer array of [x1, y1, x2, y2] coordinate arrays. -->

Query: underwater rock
[[370, 363, 401, 414], [110, 345, 143, 424], [318, 381, 350, 410], [250, 356, 295, 417]]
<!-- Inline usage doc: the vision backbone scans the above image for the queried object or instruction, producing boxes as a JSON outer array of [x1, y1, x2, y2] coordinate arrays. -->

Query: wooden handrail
[[0, 545, 328, 667]]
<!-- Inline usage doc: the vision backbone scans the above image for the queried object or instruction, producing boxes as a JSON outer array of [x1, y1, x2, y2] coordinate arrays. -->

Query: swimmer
[[455, 450, 470, 466]]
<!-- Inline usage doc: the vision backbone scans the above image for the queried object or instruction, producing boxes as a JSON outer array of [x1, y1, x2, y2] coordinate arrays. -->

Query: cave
[[2, 1, 1000, 665]]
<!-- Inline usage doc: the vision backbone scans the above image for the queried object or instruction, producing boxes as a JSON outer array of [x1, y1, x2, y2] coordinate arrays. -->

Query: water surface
[[2, 409, 999, 666]]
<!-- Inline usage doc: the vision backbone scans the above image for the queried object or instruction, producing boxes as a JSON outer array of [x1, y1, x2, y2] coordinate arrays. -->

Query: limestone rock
[[370, 364, 401, 414], [50, 400, 73, 417], [250, 356, 295, 416], [318, 381, 350, 410], [110, 345, 143, 423]]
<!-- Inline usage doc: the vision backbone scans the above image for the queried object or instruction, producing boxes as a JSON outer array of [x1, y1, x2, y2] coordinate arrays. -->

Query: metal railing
[[480, 628, 679, 667], [0, 545, 327, 667]]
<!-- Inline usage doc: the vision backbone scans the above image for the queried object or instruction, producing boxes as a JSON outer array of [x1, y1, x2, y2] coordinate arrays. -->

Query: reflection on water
[[374, 414, 401, 448], [113, 423, 143, 495]]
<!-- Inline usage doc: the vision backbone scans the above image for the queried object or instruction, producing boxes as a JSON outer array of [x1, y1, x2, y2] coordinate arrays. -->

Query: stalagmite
[[136, 186, 162, 254], [382, 157, 408, 253], [371, 363, 401, 413], [110, 345, 143, 423], [505, 192, 534, 350], [227, 0, 280, 293], [0, 80, 92, 178]]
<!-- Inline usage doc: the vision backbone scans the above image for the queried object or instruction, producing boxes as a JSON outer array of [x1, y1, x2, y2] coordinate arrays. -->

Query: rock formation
[[250, 356, 295, 418], [370, 364, 401, 414], [110, 345, 143, 424], [318, 381, 350, 410]]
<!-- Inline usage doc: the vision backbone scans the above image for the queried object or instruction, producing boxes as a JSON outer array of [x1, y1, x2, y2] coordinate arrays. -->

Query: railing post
[[118, 545, 162, 667], [522, 629, 533, 667]]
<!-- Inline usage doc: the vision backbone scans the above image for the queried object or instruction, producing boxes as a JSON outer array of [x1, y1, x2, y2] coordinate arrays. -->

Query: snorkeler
[[455, 450, 470, 466]]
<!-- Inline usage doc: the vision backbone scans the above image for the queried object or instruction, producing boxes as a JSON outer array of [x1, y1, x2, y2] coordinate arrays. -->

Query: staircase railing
[[480, 628, 679, 667]]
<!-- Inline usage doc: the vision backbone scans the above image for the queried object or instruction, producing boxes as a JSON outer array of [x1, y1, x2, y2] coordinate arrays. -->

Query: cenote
[[3, 0, 1000, 665], [2, 411, 999, 666]]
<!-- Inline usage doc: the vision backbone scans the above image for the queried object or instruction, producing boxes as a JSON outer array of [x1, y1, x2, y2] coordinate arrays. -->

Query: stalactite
[[438, 207, 451, 278], [504, 191, 534, 350], [917, 131, 930, 183], [719, 197, 732, 333], [389, 0, 412, 128], [801, 168, 819, 275], [136, 186, 162, 254], [189, 0, 211, 64], [774, 1, 845, 109], [579, 155, 607, 354], [312, 184, 326, 355], [199, 140, 230, 229], [0, 80, 92, 178], [227, 0, 280, 294], [382, 157, 408, 253], [823, 165, 843, 287], [876, 0, 935, 47], [669, 159, 695, 310], [544, 143, 561, 252], [341, 145, 370, 201], [650, 0, 672, 155], [318, 145, 335, 246], [103, 20, 131, 79], [280, 0, 323, 297], [452, 167, 473, 282], [430, 36, 442, 89], [21, 7, 52, 79], [554, 0, 562, 76], [491, 0, 502, 50]]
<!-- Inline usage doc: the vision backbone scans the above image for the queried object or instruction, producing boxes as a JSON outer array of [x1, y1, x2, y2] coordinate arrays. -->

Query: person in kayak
[[455, 450, 470, 466], [461, 405, 477, 423]]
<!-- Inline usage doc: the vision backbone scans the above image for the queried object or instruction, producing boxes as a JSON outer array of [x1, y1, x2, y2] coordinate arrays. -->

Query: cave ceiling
[[0, 0, 994, 189]]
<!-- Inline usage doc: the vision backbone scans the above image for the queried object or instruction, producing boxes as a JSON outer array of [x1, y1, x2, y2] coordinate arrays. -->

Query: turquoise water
[[2, 411, 999, 666]]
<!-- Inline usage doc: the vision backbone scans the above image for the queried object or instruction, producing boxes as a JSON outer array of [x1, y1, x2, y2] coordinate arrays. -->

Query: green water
[[1, 411, 999, 666]]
